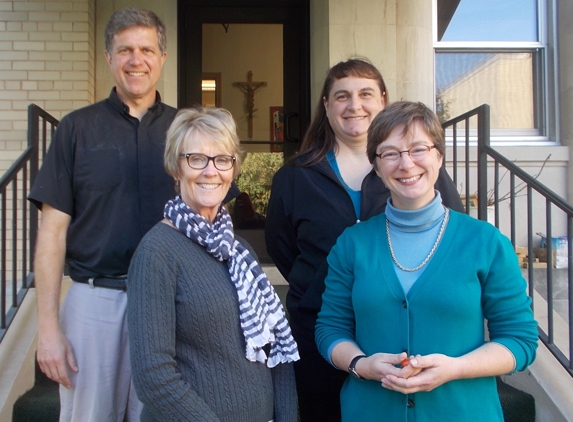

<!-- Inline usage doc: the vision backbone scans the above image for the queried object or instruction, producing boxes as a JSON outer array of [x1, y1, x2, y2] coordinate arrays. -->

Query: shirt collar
[[108, 87, 162, 116]]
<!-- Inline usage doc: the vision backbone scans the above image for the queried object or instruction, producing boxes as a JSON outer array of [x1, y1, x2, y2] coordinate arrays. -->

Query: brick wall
[[0, 0, 95, 174], [0, 0, 95, 287]]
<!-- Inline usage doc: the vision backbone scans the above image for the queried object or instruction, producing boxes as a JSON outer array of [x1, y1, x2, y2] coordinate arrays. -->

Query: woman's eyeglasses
[[179, 153, 236, 171], [376, 145, 436, 164]]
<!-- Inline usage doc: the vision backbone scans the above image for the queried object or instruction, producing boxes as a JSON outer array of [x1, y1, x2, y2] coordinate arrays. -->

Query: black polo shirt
[[29, 89, 179, 281]]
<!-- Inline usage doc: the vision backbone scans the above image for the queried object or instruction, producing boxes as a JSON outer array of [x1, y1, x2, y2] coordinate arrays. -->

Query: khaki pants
[[58, 282, 142, 422]]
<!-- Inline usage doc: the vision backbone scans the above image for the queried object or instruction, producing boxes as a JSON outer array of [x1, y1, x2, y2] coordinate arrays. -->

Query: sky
[[441, 0, 538, 42]]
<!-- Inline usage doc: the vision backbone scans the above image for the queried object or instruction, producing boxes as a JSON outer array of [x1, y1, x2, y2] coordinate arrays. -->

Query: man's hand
[[37, 326, 78, 388], [34, 204, 74, 387]]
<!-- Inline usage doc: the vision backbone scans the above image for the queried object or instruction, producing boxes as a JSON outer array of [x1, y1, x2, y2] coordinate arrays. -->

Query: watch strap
[[348, 354, 367, 379]]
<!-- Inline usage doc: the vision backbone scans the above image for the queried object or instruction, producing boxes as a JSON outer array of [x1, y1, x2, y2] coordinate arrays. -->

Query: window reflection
[[436, 52, 541, 132]]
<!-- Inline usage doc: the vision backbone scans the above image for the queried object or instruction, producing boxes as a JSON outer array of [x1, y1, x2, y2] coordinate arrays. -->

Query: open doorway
[[177, 1, 310, 261]]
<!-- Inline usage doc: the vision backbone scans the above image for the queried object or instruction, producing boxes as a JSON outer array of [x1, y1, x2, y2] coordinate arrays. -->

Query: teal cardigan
[[315, 210, 538, 422]]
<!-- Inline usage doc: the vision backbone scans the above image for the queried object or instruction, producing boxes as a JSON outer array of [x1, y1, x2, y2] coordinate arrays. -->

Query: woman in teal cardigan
[[315, 101, 538, 422]]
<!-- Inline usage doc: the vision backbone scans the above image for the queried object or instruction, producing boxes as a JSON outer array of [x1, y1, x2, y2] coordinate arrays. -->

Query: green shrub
[[230, 152, 284, 216]]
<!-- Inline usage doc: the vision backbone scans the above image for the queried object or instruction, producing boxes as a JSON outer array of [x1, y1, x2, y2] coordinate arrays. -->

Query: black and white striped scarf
[[164, 196, 299, 368]]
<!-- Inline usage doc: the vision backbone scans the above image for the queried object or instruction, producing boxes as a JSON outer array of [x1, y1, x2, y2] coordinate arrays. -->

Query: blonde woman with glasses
[[127, 107, 299, 422]]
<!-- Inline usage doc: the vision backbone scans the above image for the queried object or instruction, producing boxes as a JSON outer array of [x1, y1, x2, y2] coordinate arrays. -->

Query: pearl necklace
[[386, 207, 450, 272]]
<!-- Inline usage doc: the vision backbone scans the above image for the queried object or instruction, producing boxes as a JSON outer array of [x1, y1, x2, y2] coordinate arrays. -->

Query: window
[[435, 0, 557, 143]]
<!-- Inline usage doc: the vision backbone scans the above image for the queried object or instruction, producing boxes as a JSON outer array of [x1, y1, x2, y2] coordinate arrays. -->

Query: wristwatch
[[348, 354, 367, 379]]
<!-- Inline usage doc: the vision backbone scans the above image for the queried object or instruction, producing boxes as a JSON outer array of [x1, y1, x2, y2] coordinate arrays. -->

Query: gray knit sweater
[[127, 222, 298, 422]]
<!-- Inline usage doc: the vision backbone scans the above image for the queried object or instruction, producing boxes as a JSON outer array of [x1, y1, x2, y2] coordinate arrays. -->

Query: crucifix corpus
[[233, 70, 267, 138]]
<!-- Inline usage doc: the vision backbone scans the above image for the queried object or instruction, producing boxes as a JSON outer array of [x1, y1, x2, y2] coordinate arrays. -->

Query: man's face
[[105, 26, 167, 108]]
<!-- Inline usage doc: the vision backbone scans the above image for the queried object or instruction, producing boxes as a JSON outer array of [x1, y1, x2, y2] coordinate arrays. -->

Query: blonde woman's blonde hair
[[164, 107, 243, 186]]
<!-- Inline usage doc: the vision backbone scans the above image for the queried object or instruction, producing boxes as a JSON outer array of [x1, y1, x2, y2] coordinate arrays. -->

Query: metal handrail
[[27, 105, 58, 268], [3, 103, 573, 378], [443, 104, 573, 377], [0, 104, 57, 342]]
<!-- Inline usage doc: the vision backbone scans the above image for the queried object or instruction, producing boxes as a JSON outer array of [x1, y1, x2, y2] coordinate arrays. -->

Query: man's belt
[[76, 276, 127, 291]]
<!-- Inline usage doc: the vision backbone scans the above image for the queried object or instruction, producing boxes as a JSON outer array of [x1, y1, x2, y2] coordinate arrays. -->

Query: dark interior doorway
[[177, 0, 310, 159], [177, 0, 310, 262]]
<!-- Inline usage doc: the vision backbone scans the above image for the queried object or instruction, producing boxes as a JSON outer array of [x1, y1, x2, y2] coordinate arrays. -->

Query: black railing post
[[546, 200, 554, 344], [494, 162, 499, 227], [464, 123, 470, 213], [567, 215, 573, 374], [12, 176, 18, 307], [477, 104, 490, 221], [22, 165, 28, 289], [452, 124, 458, 193], [510, 174, 516, 245], [527, 186, 534, 306], [1, 192, 6, 329], [28, 105, 39, 278]]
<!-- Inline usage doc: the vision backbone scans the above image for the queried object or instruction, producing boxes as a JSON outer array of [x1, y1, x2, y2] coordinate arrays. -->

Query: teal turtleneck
[[385, 191, 447, 294]]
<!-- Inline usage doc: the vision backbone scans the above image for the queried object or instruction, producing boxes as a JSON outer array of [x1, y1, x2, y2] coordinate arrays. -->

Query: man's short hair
[[105, 8, 167, 54]]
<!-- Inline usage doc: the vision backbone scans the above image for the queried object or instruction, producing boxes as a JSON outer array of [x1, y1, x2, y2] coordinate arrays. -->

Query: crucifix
[[233, 70, 267, 138]]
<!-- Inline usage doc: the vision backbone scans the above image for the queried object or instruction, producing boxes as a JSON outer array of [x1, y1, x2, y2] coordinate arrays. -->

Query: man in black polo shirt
[[28, 8, 215, 421]]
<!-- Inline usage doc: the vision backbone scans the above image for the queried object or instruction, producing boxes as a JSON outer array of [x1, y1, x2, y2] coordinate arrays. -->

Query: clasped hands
[[357, 352, 458, 394]]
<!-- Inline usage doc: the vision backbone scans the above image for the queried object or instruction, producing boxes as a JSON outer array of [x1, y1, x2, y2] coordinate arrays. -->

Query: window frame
[[432, 0, 559, 145]]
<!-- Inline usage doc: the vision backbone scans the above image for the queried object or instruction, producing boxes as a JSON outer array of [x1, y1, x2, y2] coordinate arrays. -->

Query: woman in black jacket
[[265, 59, 464, 422]]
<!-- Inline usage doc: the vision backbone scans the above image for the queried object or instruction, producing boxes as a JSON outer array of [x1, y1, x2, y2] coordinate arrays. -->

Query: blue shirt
[[326, 150, 361, 219]]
